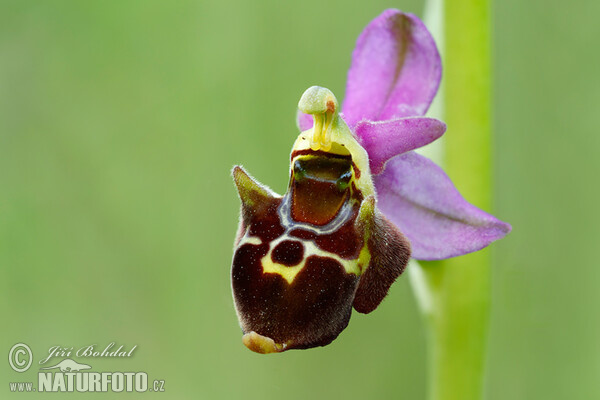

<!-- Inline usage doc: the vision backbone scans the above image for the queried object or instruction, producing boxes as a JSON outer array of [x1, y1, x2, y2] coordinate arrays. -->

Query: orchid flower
[[298, 9, 511, 260], [230, 9, 510, 354]]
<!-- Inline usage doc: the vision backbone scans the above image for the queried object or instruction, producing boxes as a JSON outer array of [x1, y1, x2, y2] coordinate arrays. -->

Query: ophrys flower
[[231, 9, 510, 354]]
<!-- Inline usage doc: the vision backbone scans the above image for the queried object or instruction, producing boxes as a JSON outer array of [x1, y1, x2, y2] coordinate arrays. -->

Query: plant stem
[[415, 252, 491, 400], [412, 0, 493, 399]]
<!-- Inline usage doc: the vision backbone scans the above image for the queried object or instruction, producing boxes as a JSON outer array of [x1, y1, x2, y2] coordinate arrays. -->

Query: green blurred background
[[1, 0, 598, 399]]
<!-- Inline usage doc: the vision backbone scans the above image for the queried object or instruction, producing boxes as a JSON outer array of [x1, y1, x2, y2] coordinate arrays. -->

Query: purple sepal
[[374, 152, 511, 260], [342, 9, 442, 127]]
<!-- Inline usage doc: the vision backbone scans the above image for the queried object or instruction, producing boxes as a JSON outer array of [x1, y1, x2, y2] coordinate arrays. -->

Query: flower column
[[417, 0, 493, 399]]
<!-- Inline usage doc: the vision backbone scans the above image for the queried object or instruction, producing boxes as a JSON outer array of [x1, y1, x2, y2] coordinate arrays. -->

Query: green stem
[[414, 252, 491, 400], [412, 0, 493, 400]]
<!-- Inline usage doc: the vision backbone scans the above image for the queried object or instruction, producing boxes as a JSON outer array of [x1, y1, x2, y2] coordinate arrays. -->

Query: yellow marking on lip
[[260, 236, 365, 284], [240, 236, 262, 246], [262, 258, 305, 285]]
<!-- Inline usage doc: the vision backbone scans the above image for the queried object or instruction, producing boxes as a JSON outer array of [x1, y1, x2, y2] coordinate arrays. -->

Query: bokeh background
[[1, 0, 598, 399]]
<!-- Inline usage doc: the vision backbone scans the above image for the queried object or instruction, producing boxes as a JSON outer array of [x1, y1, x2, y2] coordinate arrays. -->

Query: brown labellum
[[230, 87, 411, 353]]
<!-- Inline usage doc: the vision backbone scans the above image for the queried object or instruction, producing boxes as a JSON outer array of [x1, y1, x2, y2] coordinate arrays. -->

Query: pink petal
[[355, 117, 446, 175], [296, 111, 350, 132], [342, 9, 442, 127], [296, 110, 313, 131], [374, 152, 511, 260]]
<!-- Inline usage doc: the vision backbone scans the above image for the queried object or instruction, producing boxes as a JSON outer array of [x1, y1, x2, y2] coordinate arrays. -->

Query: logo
[[7, 342, 165, 394], [8, 343, 33, 373], [39, 359, 91, 372]]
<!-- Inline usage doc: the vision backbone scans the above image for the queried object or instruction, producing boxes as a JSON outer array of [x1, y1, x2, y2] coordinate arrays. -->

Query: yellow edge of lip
[[242, 331, 287, 354]]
